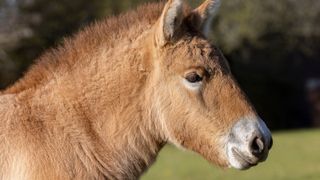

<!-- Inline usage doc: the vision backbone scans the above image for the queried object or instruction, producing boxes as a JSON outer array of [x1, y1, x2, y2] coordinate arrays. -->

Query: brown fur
[[0, 1, 257, 179]]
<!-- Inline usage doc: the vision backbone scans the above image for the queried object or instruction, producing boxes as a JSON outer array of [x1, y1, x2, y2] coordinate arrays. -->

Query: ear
[[188, 0, 221, 37], [155, 0, 184, 47]]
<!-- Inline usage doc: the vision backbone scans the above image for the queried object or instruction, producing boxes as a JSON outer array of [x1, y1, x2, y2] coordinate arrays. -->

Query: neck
[[35, 30, 165, 179]]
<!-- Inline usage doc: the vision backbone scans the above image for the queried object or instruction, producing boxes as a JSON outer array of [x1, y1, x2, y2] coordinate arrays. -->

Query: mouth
[[231, 148, 258, 169]]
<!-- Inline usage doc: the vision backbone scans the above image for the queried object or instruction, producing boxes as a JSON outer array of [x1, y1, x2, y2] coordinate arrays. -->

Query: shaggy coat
[[0, 0, 264, 179]]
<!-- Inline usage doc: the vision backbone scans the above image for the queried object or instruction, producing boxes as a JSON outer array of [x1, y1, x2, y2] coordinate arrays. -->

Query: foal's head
[[148, 0, 272, 169]]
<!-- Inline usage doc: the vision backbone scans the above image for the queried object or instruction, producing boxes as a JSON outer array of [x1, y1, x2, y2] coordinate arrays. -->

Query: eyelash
[[185, 73, 203, 83]]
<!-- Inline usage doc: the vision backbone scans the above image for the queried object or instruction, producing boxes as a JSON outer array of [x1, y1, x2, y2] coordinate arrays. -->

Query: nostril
[[250, 136, 265, 157], [268, 137, 273, 150]]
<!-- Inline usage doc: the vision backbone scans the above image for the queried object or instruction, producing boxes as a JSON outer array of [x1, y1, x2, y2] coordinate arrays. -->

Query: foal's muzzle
[[226, 118, 273, 170]]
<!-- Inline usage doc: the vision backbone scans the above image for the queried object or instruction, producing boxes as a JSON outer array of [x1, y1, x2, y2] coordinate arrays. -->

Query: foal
[[0, 0, 272, 179]]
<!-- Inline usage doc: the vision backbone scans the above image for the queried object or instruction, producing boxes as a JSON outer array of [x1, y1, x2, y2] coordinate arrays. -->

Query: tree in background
[[0, 0, 32, 87], [213, 0, 320, 129], [0, 0, 155, 88], [5, 0, 109, 87]]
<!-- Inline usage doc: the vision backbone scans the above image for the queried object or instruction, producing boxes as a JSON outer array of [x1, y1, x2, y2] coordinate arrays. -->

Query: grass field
[[142, 129, 320, 180]]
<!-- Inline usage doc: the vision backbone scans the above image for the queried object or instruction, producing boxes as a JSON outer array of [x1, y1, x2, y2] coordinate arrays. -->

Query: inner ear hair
[[187, 0, 221, 37], [156, 0, 185, 46]]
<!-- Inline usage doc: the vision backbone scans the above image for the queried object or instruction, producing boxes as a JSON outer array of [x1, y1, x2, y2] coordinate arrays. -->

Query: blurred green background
[[1, 0, 320, 179], [143, 130, 320, 180]]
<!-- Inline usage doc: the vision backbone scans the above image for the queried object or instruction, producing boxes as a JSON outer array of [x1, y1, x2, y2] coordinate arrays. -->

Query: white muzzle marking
[[226, 116, 272, 170]]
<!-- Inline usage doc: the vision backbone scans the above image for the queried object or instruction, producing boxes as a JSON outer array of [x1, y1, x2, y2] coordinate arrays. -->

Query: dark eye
[[185, 73, 203, 83]]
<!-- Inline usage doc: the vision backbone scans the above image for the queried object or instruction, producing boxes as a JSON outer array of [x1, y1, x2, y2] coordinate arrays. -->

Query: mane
[[3, 2, 165, 94]]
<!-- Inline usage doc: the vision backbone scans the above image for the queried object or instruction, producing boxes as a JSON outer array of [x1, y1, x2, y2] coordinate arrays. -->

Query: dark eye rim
[[185, 72, 203, 83]]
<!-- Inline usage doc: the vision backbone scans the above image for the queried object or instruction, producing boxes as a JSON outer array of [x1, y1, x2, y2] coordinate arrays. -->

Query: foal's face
[[150, 0, 272, 169]]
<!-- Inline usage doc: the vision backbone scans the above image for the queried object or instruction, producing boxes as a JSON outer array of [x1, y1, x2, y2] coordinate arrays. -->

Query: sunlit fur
[[0, 1, 258, 179]]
